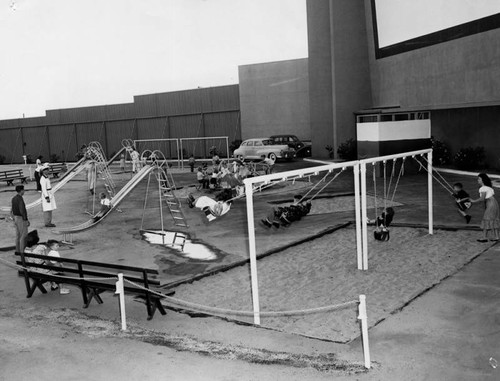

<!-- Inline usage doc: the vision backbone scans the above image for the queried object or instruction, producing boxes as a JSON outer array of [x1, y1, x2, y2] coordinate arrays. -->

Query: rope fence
[[0, 257, 371, 368]]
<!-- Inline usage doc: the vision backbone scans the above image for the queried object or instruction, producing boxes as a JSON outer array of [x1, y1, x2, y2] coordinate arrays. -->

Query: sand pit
[[172, 227, 493, 343]]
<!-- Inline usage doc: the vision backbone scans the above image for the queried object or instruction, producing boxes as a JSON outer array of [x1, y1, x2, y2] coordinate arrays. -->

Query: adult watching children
[[11, 185, 29, 253], [40, 163, 57, 227]]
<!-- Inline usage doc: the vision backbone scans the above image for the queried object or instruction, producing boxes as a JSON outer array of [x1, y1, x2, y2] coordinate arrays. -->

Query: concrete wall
[[431, 106, 500, 169], [238, 59, 310, 141], [364, 0, 500, 109], [306, 0, 372, 158]]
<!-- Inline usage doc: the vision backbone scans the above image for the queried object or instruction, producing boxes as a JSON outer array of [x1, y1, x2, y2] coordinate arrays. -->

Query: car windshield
[[262, 139, 272, 145]]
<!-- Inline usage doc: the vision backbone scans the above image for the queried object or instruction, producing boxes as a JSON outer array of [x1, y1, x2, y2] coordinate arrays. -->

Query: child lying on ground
[[261, 195, 312, 228], [187, 193, 232, 222]]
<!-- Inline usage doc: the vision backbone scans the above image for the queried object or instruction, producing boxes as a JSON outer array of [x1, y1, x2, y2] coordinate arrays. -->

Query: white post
[[176, 139, 181, 170], [179, 139, 184, 170], [358, 294, 371, 369], [427, 151, 433, 235], [115, 273, 127, 331], [226, 137, 230, 163], [360, 163, 368, 270], [354, 164, 363, 270], [245, 182, 261, 325]]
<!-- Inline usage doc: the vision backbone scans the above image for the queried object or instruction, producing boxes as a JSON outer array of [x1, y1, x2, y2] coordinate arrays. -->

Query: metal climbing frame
[[140, 150, 188, 250], [86, 141, 117, 198]]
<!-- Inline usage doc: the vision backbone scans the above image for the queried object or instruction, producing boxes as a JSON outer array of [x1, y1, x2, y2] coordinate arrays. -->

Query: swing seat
[[374, 229, 390, 241]]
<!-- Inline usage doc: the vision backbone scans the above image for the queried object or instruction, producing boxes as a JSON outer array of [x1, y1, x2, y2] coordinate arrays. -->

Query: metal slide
[[0, 159, 92, 213], [53, 165, 154, 238]]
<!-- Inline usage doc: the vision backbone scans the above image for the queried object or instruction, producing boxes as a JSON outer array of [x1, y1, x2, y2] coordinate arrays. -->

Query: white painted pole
[[226, 137, 230, 163], [427, 151, 434, 235], [358, 294, 371, 369], [177, 139, 182, 170], [179, 139, 184, 170], [354, 164, 363, 270], [245, 182, 261, 325], [115, 273, 127, 331], [360, 163, 369, 270]]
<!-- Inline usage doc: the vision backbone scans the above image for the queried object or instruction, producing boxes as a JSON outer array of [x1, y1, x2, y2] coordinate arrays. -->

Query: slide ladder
[[156, 167, 189, 228], [87, 142, 116, 198]]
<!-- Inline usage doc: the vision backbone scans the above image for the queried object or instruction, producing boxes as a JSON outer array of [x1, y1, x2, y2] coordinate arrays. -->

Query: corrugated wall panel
[[105, 103, 136, 120], [133, 94, 158, 117], [0, 128, 23, 164], [22, 127, 50, 163], [136, 117, 167, 140], [76, 122, 107, 156], [201, 85, 240, 112], [105, 120, 136, 159], [0, 119, 22, 129], [48, 124, 77, 162], [134, 117, 172, 157]]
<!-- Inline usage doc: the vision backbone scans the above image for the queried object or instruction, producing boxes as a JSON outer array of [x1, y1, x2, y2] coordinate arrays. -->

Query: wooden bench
[[15, 251, 174, 320], [0, 169, 27, 186], [48, 163, 67, 178]]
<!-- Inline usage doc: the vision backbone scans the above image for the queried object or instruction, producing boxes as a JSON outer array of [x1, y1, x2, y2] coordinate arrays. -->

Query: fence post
[[358, 294, 371, 369], [115, 273, 127, 331], [360, 162, 368, 270], [354, 163, 362, 270]]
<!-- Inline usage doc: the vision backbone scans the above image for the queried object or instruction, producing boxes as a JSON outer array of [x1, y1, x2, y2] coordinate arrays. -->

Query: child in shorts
[[453, 182, 472, 224], [46, 240, 70, 295]]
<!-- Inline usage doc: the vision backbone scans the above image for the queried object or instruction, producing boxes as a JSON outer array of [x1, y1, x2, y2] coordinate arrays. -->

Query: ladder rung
[[170, 209, 180, 213]]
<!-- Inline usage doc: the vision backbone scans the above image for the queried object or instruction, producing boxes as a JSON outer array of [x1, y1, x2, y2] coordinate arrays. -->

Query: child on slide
[[93, 192, 112, 222], [452, 182, 472, 224]]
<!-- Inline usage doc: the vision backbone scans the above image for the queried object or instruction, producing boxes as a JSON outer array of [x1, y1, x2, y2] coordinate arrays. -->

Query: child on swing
[[452, 182, 472, 224], [370, 207, 395, 241]]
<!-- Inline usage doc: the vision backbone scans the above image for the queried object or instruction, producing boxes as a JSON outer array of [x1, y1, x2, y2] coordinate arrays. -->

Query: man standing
[[11, 185, 29, 253], [40, 163, 57, 227]]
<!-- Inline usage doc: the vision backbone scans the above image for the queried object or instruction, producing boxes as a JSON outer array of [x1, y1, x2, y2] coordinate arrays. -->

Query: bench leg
[[84, 288, 105, 308], [146, 298, 167, 320], [27, 279, 48, 297]]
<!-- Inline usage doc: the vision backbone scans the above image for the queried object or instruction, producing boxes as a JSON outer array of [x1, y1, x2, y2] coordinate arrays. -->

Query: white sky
[[0, 0, 307, 120], [375, 0, 500, 48]]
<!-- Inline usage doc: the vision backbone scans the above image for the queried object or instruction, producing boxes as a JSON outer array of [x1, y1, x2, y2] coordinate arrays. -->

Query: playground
[[0, 147, 499, 378]]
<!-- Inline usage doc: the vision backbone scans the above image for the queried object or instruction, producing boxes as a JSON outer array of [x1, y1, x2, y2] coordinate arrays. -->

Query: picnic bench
[[0, 169, 27, 186], [15, 251, 174, 320], [48, 163, 67, 178]]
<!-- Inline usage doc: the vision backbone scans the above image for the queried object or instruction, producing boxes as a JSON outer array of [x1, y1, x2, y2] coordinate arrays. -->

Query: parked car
[[270, 134, 311, 157], [233, 138, 295, 161]]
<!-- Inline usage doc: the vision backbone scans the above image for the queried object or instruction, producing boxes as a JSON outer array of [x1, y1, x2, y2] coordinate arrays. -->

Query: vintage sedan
[[233, 138, 295, 161]]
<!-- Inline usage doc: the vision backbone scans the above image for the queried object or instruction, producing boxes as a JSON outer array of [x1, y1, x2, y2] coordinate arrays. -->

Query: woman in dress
[[470, 173, 500, 242]]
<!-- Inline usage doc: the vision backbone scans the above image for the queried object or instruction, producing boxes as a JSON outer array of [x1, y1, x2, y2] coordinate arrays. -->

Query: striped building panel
[[48, 124, 78, 162], [105, 103, 136, 120], [22, 126, 50, 163], [0, 128, 23, 164], [105, 120, 136, 159], [203, 111, 241, 142], [76, 122, 107, 155]]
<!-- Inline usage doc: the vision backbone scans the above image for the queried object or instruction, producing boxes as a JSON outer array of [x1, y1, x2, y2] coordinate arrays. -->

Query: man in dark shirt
[[11, 185, 30, 253]]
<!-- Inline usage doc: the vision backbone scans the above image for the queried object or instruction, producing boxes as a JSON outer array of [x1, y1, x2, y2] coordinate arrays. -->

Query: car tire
[[268, 152, 277, 161], [237, 155, 244, 161]]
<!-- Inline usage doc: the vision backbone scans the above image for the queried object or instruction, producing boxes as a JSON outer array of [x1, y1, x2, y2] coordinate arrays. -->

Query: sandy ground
[[173, 226, 491, 342], [0, 160, 499, 380]]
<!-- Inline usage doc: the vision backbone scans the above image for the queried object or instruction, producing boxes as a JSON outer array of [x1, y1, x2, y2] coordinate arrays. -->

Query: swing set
[[243, 148, 433, 325], [370, 158, 405, 241]]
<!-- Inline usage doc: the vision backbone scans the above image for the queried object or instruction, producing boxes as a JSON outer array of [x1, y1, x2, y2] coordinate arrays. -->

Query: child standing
[[188, 155, 196, 172], [452, 182, 472, 223], [119, 153, 126, 172], [196, 167, 209, 189], [46, 240, 70, 295]]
